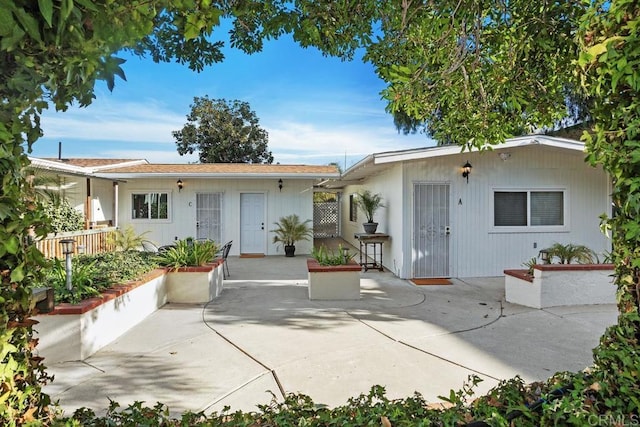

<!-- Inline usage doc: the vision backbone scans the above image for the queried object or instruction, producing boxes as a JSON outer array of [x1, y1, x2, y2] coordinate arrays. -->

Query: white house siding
[[341, 165, 404, 275], [117, 177, 315, 256], [90, 179, 115, 224], [345, 145, 610, 279]]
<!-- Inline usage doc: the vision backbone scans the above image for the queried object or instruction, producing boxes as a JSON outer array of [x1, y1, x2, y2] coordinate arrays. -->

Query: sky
[[30, 26, 435, 169]]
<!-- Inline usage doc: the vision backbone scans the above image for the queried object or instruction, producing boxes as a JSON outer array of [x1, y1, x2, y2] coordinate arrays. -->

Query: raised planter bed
[[504, 263, 616, 309], [307, 258, 362, 300], [34, 260, 225, 364]]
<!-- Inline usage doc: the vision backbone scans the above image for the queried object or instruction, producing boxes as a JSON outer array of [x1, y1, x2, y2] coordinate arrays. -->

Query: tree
[[1, 1, 224, 423], [2, 0, 639, 423], [173, 97, 273, 163]]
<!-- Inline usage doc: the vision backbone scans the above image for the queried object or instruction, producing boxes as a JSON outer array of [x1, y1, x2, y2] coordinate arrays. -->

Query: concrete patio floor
[[43, 248, 618, 418]]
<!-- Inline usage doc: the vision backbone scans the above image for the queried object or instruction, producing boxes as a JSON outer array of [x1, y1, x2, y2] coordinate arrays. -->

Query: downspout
[[85, 177, 92, 229], [113, 182, 119, 228]]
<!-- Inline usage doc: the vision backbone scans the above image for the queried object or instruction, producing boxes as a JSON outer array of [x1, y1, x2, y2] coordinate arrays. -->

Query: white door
[[413, 183, 450, 278], [240, 193, 266, 254], [196, 193, 222, 242]]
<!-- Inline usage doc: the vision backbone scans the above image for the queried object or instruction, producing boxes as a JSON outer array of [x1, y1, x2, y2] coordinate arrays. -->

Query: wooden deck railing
[[35, 228, 118, 259]]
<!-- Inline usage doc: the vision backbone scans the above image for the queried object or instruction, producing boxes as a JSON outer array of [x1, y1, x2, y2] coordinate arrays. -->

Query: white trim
[[129, 190, 173, 223], [371, 136, 586, 165], [489, 187, 570, 233]]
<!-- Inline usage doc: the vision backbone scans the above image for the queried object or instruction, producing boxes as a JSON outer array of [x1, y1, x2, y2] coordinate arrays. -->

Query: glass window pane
[[494, 192, 527, 226], [531, 191, 563, 225], [132, 194, 148, 219]]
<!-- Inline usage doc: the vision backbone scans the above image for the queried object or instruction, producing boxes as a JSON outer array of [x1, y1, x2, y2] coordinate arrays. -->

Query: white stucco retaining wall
[[34, 262, 225, 364], [505, 264, 616, 309]]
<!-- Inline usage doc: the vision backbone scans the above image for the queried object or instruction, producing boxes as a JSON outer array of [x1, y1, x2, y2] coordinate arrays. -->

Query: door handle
[[445, 226, 451, 235], [261, 222, 264, 230]]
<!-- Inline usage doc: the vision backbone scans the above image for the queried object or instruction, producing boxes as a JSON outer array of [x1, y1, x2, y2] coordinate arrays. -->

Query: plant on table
[[271, 214, 313, 257], [155, 238, 219, 270], [312, 244, 355, 266], [355, 190, 385, 233]]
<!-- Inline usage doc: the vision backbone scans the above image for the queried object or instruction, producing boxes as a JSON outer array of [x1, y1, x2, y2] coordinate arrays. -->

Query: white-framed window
[[492, 188, 567, 232], [131, 192, 169, 220]]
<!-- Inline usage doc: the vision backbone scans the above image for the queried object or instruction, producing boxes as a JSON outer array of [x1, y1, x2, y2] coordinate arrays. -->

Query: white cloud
[[36, 97, 433, 165], [40, 100, 185, 144]]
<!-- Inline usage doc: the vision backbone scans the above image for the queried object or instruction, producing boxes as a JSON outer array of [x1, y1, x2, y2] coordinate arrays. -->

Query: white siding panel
[[349, 145, 611, 278], [117, 178, 316, 255]]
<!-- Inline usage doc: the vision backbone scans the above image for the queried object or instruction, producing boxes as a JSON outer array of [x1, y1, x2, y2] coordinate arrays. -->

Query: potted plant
[[355, 190, 385, 234], [271, 214, 313, 257]]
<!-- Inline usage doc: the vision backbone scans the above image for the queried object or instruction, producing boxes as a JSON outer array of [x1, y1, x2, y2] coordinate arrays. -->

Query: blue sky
[[31, 29, 434, 168]]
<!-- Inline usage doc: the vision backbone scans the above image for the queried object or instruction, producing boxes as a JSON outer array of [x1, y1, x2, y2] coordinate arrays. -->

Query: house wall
[[344, 145, 611, 278], [340, 165, 405, 276], [117, 177, 315, 256]]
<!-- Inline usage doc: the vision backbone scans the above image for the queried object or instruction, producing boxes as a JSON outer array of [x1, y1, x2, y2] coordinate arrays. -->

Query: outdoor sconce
[[278, 179, 283, 192], [539, 249, 550, 264], [177, 179, 184, 192], [462, 161, 472, 183], [59, 239, 75, 291]]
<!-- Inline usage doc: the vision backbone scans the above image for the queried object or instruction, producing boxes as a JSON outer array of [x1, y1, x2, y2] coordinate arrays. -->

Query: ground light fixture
[[59, 238, 75, 291], [177, 179, 184, 192], [462, 161, 472, 183], [539, 248, 551, 264]]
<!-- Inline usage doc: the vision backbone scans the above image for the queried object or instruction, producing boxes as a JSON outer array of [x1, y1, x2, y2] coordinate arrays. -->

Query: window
[[494, 190, 565, 229], [132, 192, 168, 220], [349, 194, 358, 222]]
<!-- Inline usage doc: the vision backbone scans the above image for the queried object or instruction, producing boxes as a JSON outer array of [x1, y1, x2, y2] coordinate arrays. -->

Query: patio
[[42, 250, 618, 418]]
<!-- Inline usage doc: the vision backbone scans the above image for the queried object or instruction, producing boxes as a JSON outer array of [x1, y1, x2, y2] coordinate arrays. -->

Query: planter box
[[307, 258, 362, 300], [505, 264, 616, 309], [166, 262, 224, 303], [34, 260, 225, 363]]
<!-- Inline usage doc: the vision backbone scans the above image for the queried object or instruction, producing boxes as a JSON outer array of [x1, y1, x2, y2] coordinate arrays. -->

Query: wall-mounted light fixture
[[462, 161, 472, 183], [499, 152, 511, 161], [278, 179, 283, 192], [59, 239, 75, 291], [177, 179, 184, 192]]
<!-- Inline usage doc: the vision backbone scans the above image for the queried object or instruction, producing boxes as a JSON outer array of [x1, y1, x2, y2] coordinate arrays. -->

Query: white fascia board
[[373, 135, 585, 165], [28, 157, 92, 175], [94, 172, 339, 180], [90, 159, 149, 171]]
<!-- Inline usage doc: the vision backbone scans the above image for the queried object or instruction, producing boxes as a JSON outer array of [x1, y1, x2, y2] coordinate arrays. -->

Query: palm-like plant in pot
[[271, 214, 313, 257], [356, 190, 385, 234]]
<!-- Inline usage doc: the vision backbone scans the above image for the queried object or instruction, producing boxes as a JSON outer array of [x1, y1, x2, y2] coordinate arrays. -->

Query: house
[[29, 157, 339, 256], [324, 135, 612, 279], [29, 134, 610, 277]]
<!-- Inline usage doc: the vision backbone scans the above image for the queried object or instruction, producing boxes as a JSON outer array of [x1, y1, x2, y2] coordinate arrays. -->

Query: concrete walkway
[[43, 254, 618, 418]]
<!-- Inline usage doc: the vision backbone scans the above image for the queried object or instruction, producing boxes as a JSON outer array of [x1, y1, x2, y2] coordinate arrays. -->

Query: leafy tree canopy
[[173, 97, 273, 163], [2, 0, 639, 423]]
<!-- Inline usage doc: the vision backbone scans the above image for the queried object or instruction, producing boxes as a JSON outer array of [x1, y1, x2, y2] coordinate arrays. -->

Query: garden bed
[[34, 260, 224, 364], [504, 263, 616, 309], [307, 258, 362, 300]]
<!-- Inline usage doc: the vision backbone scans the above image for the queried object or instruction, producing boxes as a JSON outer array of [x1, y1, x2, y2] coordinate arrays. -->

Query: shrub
[[107, 225, 152, 251], [155, 238, 219, 270], [43, 200, 84, 233], [312, 244, 355, 265], [40, 251, 158, 304], [546, 243, 597, 264]]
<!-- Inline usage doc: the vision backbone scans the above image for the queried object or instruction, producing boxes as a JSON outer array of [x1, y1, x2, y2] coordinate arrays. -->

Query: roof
[[29, 157, 339, 180], [330, 135, 586, 187], [96, 163, 338, 179]]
